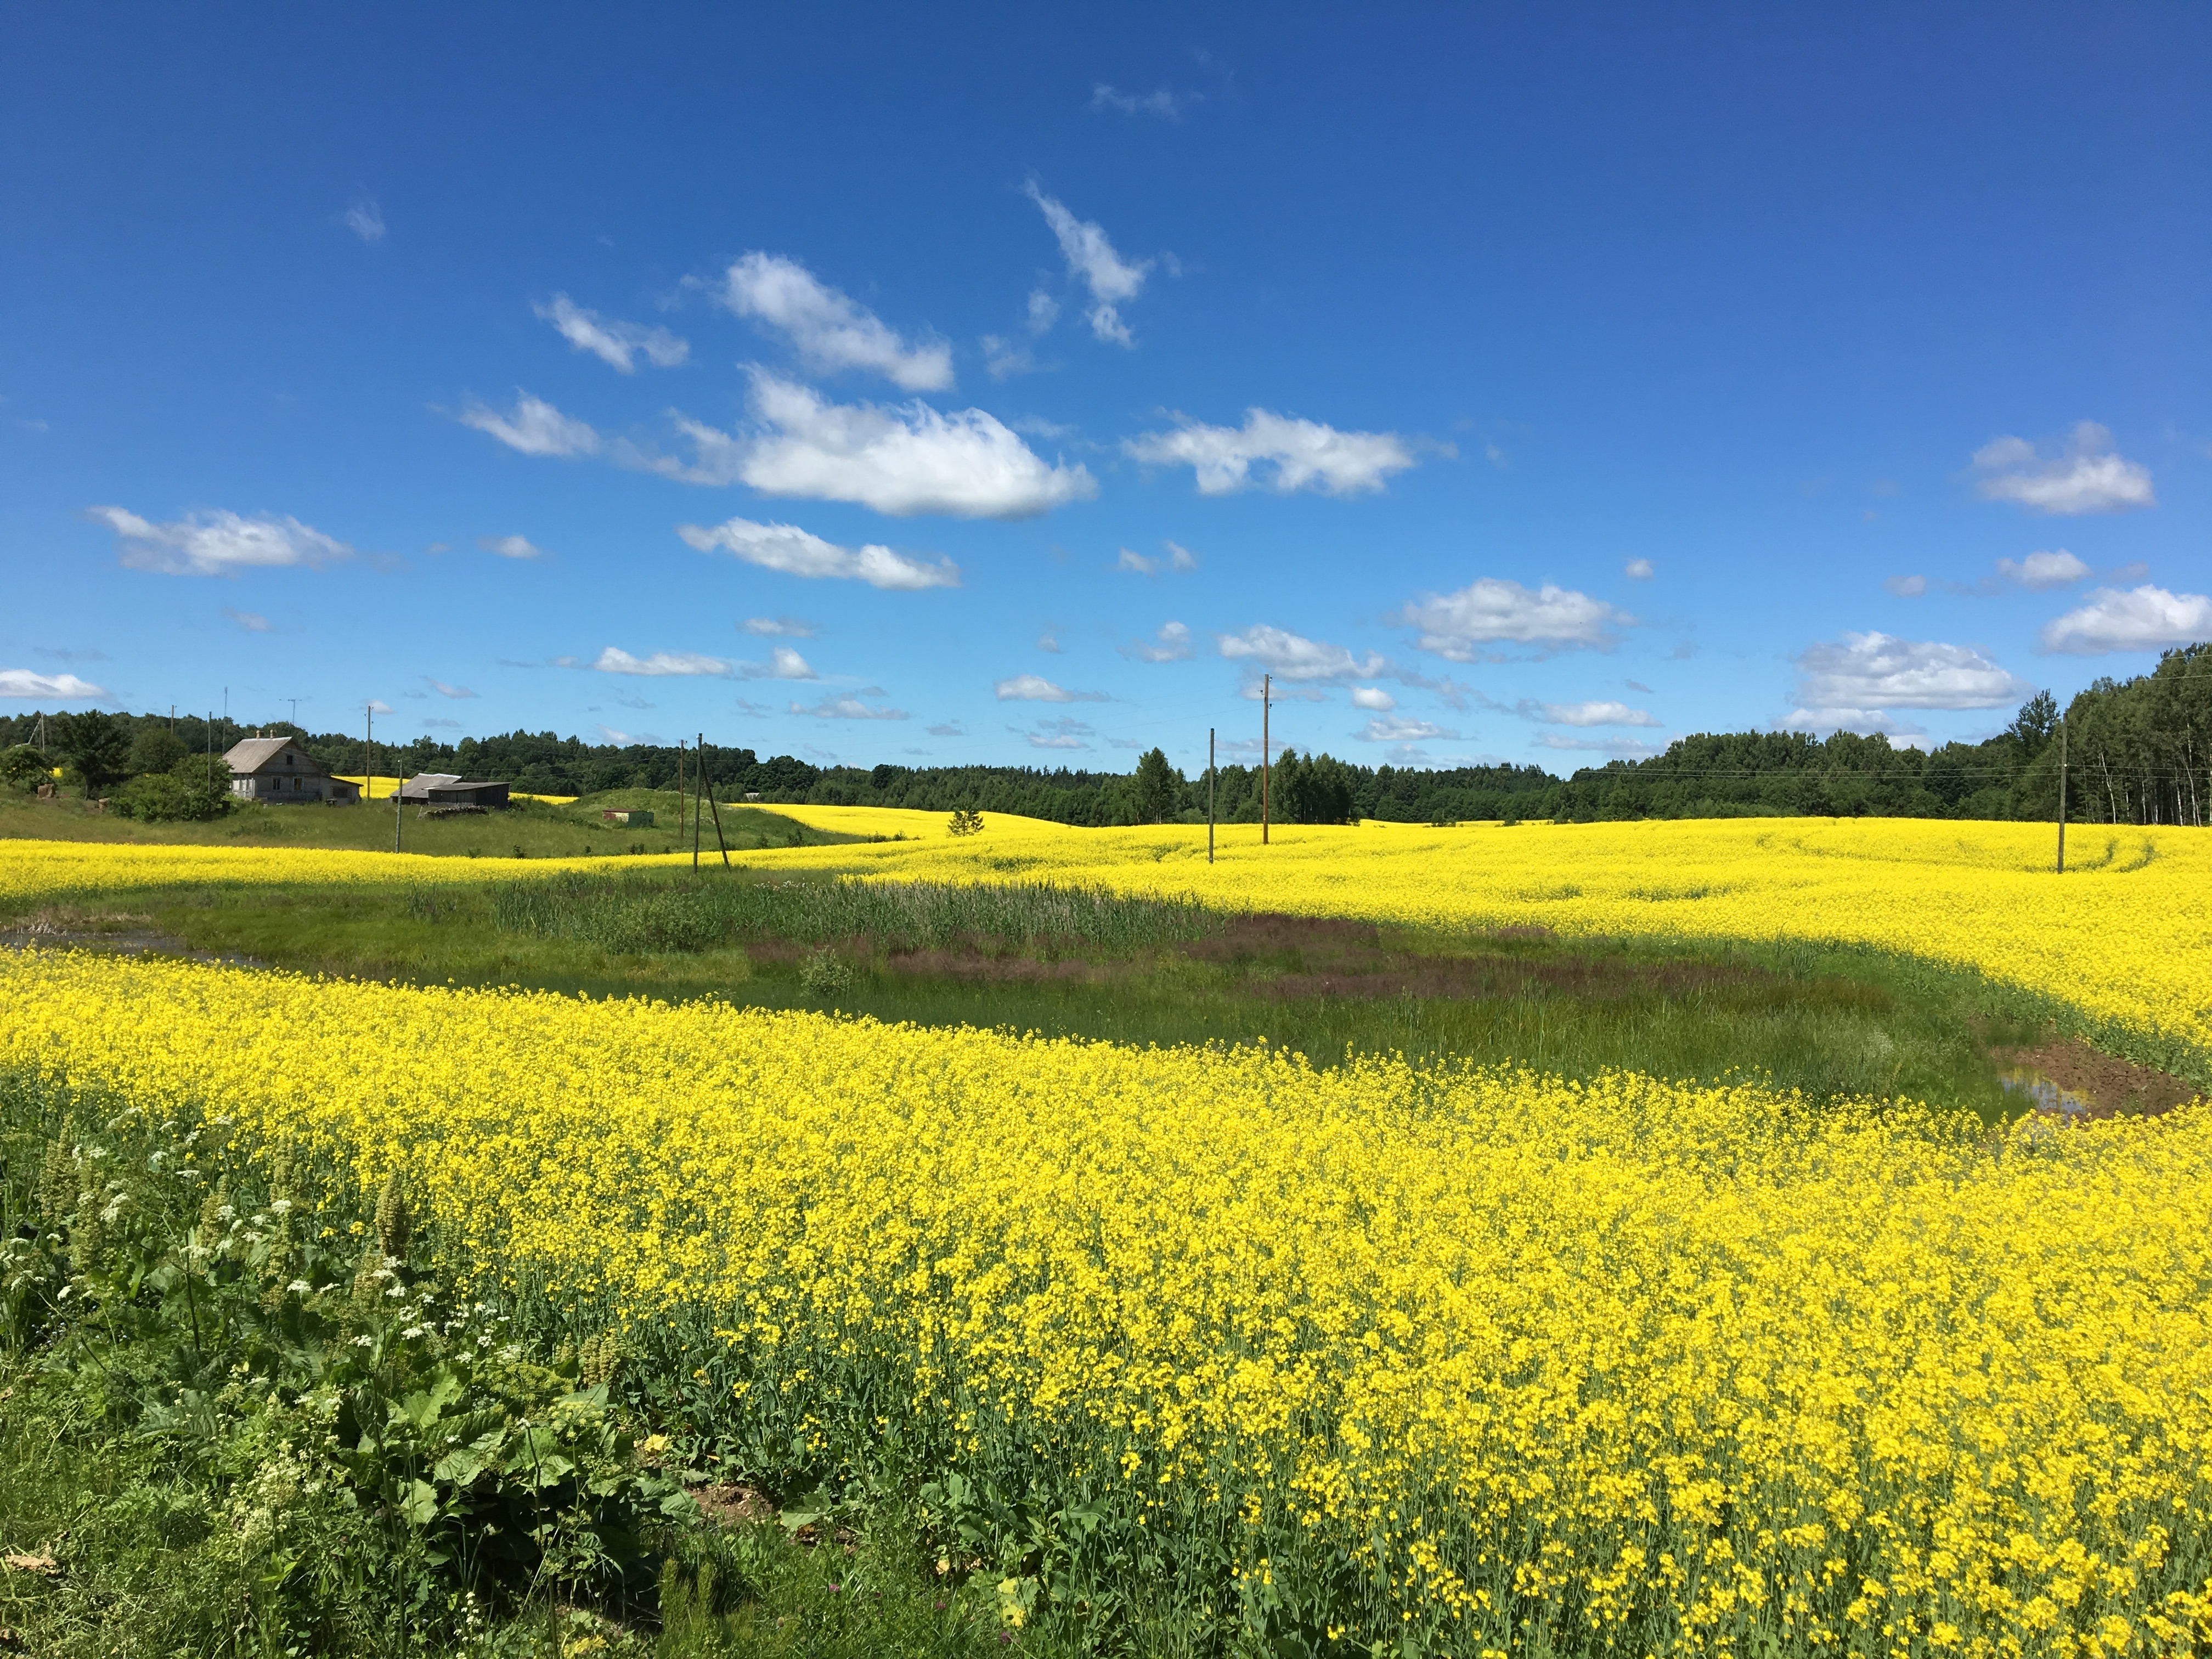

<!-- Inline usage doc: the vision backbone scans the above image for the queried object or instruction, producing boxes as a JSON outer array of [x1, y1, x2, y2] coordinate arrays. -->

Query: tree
[[0, 744, 48, 792], [2005, 690, 2059, 758], [1131, 747, 1180, 824], [129, 725, 189, 777], [946, 806, 984, 837], [54, 710, 131, 798]]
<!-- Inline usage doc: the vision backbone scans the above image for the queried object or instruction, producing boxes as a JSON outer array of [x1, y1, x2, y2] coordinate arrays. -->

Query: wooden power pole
[[1261, 674, 1271, 846], [699, 732, 730, 869], [2056, 711, 2068, 874], [1207, 727, 1215, 865]]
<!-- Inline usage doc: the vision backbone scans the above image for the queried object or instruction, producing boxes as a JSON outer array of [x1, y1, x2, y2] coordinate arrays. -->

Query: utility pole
[[1261, 674, 1271, 846], [2056, 710, 2068, 874], [1207, 727, 1215, 865], [287, 697, 298, 731], [691, 738, 703, 873], [699, 732, 730, 869]]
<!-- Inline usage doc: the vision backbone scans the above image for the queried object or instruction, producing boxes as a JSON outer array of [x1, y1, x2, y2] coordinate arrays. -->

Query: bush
[[0, 744, 48, 792], [111, 760, 232, 822]]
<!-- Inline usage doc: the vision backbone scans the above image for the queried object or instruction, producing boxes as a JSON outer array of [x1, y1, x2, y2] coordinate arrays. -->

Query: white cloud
[[1527, 699, 1661, 727], [1357, 715, 1455, 743], [1165, 539, 1198, 571], [459, 391, 601, 458], [340, 195, 385, 244], [533, 295, 689, 374], [716, 253, 952, 391], [792, 694, 908, 720], [1027, 731, 1089, 750], [995, 674, 1108, 703], [2038, 585, 2212, 655], [1776, 708, 1932, 748], [425, 678, 478, 699], [746, 646, 818, 681], [1884, 574, 1928, 597], [1091, 83, 1198, 118], [678, 514, 959, 590], [657, 371, 1094, 518], [1217, 624, 1390, 684], [423, 718, 461, 730], [1535, 732, 1665, 757], [1792, 631, 2028, 710], [591, 647, 731, 677], [367, 699, 394, 715], [1972, 422, 2154, 515], [1025, 184, 1154, 346], [1393, 579, 1628, 658], [1036, 630, 1061, 653], [1116, 548, 1156, 574], [222, 607, 269, 631], [1350, 685, 1396, 712], [1995, 549, 2091, 590], [1126, 409, 1416, 496], [1623, 558, 1655, 579], [1124, 622, 1194, 663], [0, 668, 105, 698], [742, 616, 816, 637], [982, 292, 1062, 379], [478, 534, 546, 560], [88, 506, 353, 577]]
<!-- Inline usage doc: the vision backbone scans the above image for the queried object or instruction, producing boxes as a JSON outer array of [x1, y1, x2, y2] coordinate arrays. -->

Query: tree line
[[5, 642, 2205, 827]]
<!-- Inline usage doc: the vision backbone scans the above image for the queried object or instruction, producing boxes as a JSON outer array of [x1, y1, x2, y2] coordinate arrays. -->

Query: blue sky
[[4, 3, 2208, 771]]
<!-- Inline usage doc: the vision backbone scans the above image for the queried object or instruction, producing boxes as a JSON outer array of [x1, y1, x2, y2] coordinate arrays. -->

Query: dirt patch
[[691, 1482, 777, 1529], [1991, 1036, 2203, 1120]]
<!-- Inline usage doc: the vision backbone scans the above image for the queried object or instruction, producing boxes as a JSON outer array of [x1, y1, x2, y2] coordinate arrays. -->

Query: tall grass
[[490, 873, 1222, 957]]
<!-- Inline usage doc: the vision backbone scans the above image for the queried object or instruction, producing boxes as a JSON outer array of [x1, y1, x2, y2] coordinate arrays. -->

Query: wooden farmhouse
[[223, 736, 362, 804]]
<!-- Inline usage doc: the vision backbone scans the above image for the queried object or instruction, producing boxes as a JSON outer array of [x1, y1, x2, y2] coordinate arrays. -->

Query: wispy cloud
[[1356, 714, 1456, 743], [222, 607, 270, 632], [1025, 184, 1155, 346], [88, 506, 352, 577], [1884, 574, 1928, 597], [533, 294, 688, 374], [2039, 585, 2212, 655], [995, 674, 1108, 703], [742, 616, 816, 637], [792, 693, 908, 720], [1535, 732, 1664, 757], [1115, 539, 1199, 575], [0, 668, 105, 698], [1122, 622, 1194, 663], [1350, 686, 1395, 712], [1393, 579, 1629, 659], [715, 253, 952, 391], [1623, 558, 1655, 579], [458, 391, 601, 458], [1091, 83, 1199, 119], [1521, 699, 1660, 727], [983, 292, 1062, 380], [338, 194, 385, 244], [1126, 409, 1417, 496], [425, 677, 478, 699], [678, 515, 959, 590], [478, 534, 546, 560], [1972, 422, 2154, 515], [590, 647, 731, 677]]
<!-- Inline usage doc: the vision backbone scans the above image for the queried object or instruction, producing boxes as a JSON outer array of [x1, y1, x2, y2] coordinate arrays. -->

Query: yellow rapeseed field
[[5, 945, 2211, 1656]]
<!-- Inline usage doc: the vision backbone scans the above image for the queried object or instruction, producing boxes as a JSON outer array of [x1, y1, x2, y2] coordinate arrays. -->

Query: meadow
[[2, 811, 2209, 1656]]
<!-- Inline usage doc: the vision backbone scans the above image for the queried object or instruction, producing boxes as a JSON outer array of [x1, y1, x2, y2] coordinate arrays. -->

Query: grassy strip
[[13, 867, 2196, 1116]]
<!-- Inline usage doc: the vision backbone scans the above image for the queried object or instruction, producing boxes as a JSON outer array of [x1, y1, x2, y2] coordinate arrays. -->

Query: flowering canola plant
[[5, 945, 2211, 1656]]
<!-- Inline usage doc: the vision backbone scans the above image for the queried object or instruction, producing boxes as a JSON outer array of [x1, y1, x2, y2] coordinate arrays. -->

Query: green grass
[[6, 867, 2128, 1119], [0, 786, 861, 859]]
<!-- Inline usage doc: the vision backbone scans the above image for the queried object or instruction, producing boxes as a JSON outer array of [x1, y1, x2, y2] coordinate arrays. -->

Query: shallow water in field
[[2000, 1065, 2097, 1118]]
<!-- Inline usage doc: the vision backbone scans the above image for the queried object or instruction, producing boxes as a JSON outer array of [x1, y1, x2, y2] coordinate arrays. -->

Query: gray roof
[[223, 737, 320, 775]]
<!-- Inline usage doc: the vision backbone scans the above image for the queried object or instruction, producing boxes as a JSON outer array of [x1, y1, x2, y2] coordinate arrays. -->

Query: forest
[[4, 642, 2205, 828]]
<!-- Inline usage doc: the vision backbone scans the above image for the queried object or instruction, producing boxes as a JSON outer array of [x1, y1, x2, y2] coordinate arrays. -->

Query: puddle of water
[[1999, 1066, 2097, 1119]]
